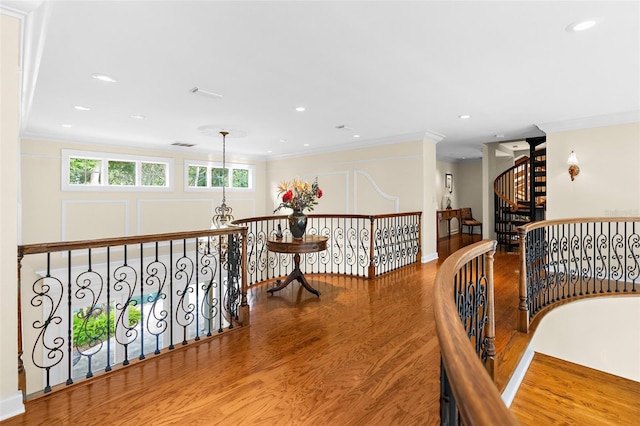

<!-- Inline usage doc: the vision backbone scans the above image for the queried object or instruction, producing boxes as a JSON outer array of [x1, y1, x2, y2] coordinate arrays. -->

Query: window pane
[[232, 169, 249, 188], [108, 160, 135, 185], [69, 158, 101, 185], [188, 166, 208, 187], [211, 168, 228, 187], [141, 162, 167, 186]]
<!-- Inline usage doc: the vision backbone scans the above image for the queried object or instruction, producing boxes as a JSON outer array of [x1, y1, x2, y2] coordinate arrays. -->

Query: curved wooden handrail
[[519, 216, 640, 232], [434, 240, 517, 425], [493, 158, 528, 213]]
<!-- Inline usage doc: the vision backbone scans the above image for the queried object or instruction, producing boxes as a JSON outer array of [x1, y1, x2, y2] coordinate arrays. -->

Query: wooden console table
[[436, 209, 462, 240], [266, 235, 328, 297]]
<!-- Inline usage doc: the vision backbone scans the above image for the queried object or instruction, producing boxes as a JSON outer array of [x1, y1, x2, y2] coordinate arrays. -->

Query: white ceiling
[[7, 1, 640, 161]]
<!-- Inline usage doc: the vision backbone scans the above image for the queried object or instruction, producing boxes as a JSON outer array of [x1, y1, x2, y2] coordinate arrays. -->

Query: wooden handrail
[[231, 211, 423, 225], [493, 158, 528, 213], [18, 226, 248, 256], [519, 216, 640, 232], [434, 240, 517, 425]]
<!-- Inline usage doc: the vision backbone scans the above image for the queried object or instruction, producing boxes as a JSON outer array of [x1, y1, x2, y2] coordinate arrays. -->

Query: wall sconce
[[567, 151, 580, 181]]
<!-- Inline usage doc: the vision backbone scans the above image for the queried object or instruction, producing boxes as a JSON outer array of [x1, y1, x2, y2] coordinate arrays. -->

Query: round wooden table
[[266, 234, 328, 297]]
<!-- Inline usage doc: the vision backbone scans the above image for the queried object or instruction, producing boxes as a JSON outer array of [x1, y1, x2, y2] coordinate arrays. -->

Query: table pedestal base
[[267, 253, 320, 297]]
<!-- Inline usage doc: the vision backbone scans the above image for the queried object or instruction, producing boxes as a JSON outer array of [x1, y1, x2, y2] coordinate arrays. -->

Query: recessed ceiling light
[[353, 134, 361, 138], [267, 150, 273, 153], [74, 105, 91, 111], [279, 139, 287, 143], [566, 20, 596, 32], [60, 124, 73, 128], [295, 106, 306, 112], [130, 115, 146, 120], [495, 134, 504, 139], [303, 143, 310, 147], [458, 114, 472, 119], [91, 73, 117, 83]]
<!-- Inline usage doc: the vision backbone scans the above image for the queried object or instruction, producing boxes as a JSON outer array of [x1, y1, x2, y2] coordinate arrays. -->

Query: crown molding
[[267, 130, 439, 161], [20, 131, 269, 163], [537, 111, 640, 134], [423, 129, 446, 144], [0, 1, 42, 17]]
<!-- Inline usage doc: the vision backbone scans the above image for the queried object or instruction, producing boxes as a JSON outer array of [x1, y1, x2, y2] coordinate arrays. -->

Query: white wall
[[455, 159, 483, 234], [545, 123, 640, 219], [267, 140, 423, 214], [266, 138, 439, 260], [0, 12, 25, 420], [531, 297, 640, 382], [436, 160, 457, 211], [20, 138, 268, 244]]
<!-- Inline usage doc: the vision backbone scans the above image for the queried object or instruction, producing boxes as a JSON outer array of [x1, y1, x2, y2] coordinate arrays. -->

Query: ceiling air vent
[[335, 124, 356, 131], [172, 141, 196, 148], [190, 87, 223, 99]]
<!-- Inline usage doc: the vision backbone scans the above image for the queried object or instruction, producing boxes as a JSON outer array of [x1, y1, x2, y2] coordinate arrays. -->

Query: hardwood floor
[[510, 353, 640, 425], [2, 233, 637, 425]]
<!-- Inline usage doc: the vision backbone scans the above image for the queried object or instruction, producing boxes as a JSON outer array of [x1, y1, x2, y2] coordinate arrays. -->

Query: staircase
[[494, 137, 546, 249]]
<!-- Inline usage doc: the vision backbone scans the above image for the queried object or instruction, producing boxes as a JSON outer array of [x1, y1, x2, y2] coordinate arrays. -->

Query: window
[[63, 150, 172, 191], [185, 160, 254, 191]]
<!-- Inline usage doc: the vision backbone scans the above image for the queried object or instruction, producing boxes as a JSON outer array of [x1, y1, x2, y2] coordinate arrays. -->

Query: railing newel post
[[239, 229, 250, 325], [484, 242, 497, 381], [517, 226, 530, 333], [17, 248, 26, 401], [368, 216, 376, 279]]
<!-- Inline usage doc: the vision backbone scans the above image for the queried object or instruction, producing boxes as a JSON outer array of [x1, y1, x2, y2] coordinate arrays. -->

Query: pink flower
[[317, 189, 323, 198], [282, 190, 293, 203]]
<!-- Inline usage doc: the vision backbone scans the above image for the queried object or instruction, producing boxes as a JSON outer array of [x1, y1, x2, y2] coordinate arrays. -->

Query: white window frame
[[184, 159, 255, 192], [62, 149, 174, 192]]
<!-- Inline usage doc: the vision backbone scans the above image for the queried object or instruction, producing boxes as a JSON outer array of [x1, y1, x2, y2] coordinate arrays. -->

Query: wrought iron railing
[[232, 212, 421, 283], [517, 217, 640, 332], [434, 240, 516, 425], [17, 227, 249, 398]]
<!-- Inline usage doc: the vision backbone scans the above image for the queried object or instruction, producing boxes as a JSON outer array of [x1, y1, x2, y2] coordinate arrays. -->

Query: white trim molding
[[0, 391, 25, 421], [422, 252, 438, 263], [353, 170, 400, 213], [537, 111, 640, 134], [501, 344, 535, 407], [423, 129, 446, 144]]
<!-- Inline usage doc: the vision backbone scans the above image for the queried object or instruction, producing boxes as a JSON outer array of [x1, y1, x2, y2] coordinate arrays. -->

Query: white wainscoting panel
[[354, 170, 399, 213], [61, 199, 129, 241]]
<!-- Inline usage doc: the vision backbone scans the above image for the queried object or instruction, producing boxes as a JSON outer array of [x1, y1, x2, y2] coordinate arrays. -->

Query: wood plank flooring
[[510, 353, 640, 425], [2, 233, 637, 425]]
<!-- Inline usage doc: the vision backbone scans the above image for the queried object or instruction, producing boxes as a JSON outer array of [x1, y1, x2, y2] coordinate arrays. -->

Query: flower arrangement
[[274, 178, 323, 213]]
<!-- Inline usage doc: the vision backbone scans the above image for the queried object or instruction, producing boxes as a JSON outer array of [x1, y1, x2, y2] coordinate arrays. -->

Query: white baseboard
[[0, 391, 24, 421], [422, 252, 438, 263], [501, 344, 535, 407]]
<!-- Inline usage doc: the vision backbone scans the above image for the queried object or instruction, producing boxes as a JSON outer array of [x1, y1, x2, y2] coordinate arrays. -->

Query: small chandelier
[[199, 131, 234, 258], [212, 131, 234, 228]]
